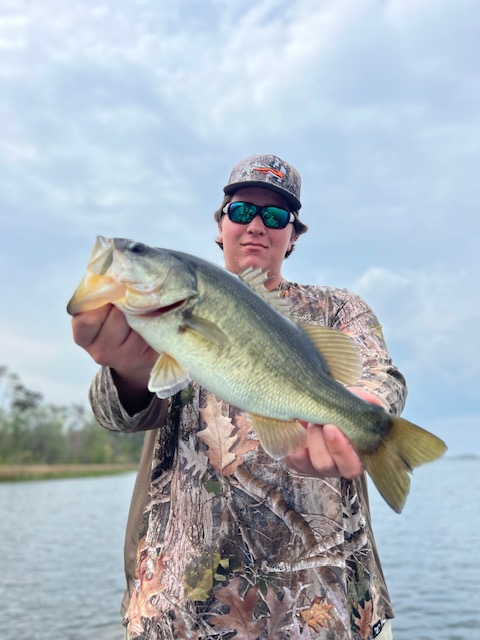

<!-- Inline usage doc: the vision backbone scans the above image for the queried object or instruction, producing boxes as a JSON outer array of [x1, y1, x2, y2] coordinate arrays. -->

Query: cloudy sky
[[1, 0, 478, 455]]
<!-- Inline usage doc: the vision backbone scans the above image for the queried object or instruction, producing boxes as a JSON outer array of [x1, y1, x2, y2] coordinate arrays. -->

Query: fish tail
[[361, 416, 447, 513]]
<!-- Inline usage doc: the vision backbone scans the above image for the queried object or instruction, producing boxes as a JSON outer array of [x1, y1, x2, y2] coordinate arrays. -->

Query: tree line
[[0, 366, 144, 465]]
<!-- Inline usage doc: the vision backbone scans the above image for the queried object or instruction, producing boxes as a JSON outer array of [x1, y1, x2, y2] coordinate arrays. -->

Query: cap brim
[[224, 181, 301, 211]]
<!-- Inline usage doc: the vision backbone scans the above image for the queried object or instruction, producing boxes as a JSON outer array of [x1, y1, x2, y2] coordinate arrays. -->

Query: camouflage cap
[[223, 154, 302, 210]]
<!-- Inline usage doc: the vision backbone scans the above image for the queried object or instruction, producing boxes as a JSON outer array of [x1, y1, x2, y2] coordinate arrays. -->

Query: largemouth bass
[[67, 236, 447, 512]]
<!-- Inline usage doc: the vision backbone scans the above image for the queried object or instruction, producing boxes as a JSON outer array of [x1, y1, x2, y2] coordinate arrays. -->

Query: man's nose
[[246, 214, 266, 232]]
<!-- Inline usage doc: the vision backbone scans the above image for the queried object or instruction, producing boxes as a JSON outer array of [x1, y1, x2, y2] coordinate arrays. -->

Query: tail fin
[[361, 416, 447, 513]]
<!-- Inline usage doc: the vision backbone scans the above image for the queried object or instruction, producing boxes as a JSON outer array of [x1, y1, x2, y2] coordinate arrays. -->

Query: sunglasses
[[222, 201, 295, 229]]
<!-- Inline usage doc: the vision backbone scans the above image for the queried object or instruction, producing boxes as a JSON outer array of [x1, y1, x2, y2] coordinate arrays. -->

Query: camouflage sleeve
[[329, 289, 407, 415], [88, 366, 168, 433]]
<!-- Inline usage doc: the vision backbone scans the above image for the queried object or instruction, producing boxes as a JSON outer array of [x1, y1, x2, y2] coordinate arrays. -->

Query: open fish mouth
[[122, 296, 190, 317], [67, 277, 191, 317]]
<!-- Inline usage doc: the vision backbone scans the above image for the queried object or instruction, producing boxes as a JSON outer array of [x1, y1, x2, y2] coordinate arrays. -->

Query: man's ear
[[288, 232, 298, 250]]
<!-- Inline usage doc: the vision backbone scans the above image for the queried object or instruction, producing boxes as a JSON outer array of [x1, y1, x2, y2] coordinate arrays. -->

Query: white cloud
[[3, 0, 479, 224], [352, 265, 480, 379]]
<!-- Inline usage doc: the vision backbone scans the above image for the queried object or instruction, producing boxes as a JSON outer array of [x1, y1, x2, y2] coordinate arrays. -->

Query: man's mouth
[[242, 242, 268, 249]]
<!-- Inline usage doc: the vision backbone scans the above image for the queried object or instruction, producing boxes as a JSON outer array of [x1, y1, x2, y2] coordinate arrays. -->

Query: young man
[[72, 154, 404, 639]]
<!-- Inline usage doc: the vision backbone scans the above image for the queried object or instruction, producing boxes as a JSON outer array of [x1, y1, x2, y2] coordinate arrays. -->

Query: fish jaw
[[67, 236, 199, 317], [67, 272, 126, 315], [67, 236, 125, 314]]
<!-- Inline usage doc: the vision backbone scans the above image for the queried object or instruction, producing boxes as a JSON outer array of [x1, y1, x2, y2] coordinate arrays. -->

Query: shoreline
[[0, 463, 139, 482]]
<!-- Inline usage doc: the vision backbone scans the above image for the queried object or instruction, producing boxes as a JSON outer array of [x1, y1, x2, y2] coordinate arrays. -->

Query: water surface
[[0, 472, 135, 640], [1, 458, 478, 639], [369, 456, 480, 640]]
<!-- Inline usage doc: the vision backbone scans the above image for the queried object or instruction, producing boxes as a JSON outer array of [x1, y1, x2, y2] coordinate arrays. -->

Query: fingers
[[284, 389, 383, 479], [284, 424, 363, 479], [347, 386, 384, 407], [70, 305, 159, 410], [71, 305, 114, 349], [321, 425, 363, 478], [71, 305, 156, 372]]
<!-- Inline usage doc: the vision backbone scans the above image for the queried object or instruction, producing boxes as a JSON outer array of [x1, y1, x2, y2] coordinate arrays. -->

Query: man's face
[[218, 187, 297, 288]]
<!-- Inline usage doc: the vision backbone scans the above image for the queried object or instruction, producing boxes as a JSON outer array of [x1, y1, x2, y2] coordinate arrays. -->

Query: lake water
[[369, 456, 480, 640], [0, 457, 478, 640], [0, 472, 134, 640]]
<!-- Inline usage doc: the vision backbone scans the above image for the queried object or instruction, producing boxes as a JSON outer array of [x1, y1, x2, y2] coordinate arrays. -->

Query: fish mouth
[[68, 278, 191, 317], [67, 274, 126, 315], [124, 296, 190, 317], [67, 235, 196, 318]]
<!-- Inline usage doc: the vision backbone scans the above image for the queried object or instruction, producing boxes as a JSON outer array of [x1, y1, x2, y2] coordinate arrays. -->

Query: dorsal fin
[[300, 324, 363, 386], [239, 267, 291, 317], [239, 267, 362, 386]]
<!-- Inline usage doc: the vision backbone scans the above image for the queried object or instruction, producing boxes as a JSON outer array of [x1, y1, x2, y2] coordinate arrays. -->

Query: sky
[[1, 0, 478, 456]]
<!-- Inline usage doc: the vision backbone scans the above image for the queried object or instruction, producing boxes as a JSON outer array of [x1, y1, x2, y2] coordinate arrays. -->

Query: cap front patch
[[252, 167, 285, 181]]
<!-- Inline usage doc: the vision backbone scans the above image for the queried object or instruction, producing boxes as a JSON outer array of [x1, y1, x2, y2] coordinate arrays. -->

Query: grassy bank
[[0, 463, 139, 482]]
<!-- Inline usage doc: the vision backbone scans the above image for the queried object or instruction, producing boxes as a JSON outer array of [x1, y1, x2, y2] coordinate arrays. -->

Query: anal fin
[[249, 414, 306, 459]]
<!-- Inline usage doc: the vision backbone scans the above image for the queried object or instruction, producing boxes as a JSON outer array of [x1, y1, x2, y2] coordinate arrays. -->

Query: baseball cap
[[223, 154, 302, 211]]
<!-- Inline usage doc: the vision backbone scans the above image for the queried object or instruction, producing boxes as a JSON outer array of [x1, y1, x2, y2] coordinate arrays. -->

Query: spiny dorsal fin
[[300, 324, 363, 386], [239, 267, 291, 317]]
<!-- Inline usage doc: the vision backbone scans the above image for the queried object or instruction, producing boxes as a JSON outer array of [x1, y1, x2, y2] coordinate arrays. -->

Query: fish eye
[[130, 242, 146, 255]]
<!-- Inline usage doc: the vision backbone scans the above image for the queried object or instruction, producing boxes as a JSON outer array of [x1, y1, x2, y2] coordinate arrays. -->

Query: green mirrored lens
[[262, 207, 288, 228], [230, 202, 256, 223], [228, 202, 290, 228]]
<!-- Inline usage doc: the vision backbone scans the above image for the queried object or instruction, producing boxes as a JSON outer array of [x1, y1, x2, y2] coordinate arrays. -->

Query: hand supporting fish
[[68, 236, 447, 512], [286, 386, 384, 480]]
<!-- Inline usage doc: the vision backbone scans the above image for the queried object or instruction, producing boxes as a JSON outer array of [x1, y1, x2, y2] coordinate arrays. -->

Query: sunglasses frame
[[222, 201, 295, 229]]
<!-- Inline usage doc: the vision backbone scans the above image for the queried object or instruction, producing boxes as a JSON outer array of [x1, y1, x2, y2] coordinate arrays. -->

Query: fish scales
[[152, 248, 383, 438]]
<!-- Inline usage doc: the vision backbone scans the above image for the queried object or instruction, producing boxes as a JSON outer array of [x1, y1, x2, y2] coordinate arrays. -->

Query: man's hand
[[71, 305, 159, 413], [283, 387, 384, 479]]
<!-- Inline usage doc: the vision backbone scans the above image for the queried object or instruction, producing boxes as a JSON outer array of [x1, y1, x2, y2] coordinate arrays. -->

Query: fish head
[[67, 236, 197, 317]]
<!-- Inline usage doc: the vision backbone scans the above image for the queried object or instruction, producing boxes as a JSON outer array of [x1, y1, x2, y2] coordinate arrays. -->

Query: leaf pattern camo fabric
[[89, 281, 407, 640]]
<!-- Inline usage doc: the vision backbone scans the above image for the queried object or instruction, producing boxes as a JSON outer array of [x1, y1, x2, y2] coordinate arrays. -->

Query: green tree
[[0, 366, 144, 465]]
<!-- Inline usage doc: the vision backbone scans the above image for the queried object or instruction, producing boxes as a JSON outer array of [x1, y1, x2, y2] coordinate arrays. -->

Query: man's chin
[[241, 256, 269, 272]]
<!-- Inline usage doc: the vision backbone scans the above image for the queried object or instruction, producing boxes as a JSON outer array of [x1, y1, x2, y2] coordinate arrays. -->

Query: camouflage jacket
[[90, 281, 407, 640]]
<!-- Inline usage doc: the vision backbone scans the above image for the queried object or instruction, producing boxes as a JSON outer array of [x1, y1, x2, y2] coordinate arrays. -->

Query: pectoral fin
[[181, 313, 228, 346], [148, 353, 191, 398], [249, 414, 306, 459], [300, 324, 363, 386]]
